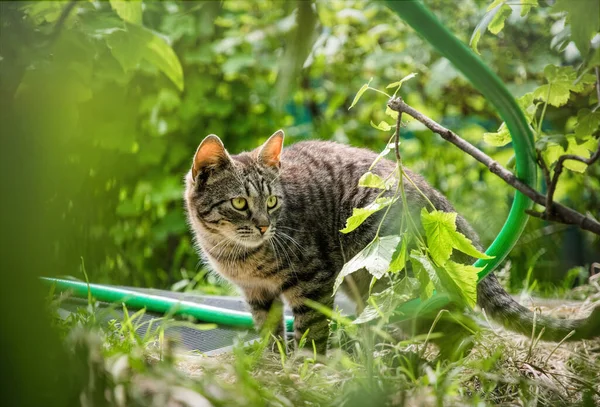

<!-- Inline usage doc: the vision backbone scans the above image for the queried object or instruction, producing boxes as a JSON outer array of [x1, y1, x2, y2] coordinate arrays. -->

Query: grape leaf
[[483, 123, 511, 147], [574, 109, 600, 138], [410, 252, 480, 308], [110, 0, 143, 25], [334, 236, 401, 293], [553, 0, 600, 55], [421, 208, 492, 267], [340, 197, 396, 234], [533, 83, 571, 107]]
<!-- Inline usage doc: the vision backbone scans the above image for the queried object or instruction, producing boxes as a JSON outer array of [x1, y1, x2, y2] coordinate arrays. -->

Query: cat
[[184, 130, 600, 354]]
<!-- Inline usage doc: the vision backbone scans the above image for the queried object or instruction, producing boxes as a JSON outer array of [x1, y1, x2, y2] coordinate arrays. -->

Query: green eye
[[231, 197, 248, 210], [266, 195, 278, 209]]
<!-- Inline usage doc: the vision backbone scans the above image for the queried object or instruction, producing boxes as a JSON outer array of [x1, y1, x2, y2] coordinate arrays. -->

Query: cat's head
[[184, 130, 285, 250]]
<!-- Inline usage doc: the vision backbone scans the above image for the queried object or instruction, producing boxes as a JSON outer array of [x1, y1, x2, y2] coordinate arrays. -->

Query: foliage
[[2, 0, 598, 293]]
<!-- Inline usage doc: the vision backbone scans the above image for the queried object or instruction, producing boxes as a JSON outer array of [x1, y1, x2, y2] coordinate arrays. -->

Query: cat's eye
[[266, 195, 278, 209], [231, 197, 248, 210]]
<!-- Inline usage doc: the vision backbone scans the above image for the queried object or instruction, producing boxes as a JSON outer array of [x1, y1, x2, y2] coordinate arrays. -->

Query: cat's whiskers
[[276, 230, 306, 254]]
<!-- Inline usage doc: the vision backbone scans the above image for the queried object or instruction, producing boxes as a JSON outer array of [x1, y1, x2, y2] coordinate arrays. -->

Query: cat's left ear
[[258, 129, 284, 168]]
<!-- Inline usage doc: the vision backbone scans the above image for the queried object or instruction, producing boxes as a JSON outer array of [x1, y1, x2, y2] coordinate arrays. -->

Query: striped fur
[[184, 131, 600, 354]]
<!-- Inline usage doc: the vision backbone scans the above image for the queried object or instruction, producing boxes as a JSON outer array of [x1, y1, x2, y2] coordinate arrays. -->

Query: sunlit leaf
[[110, 0, 143, 25], [520, 0, 538, 17], [385, 106, 399, 120], [533, 83, 571, 107], [483, 123, 511, 147], [488, 4, 512, 35], [358, 172, 387, 189], [334, 235, 401, 293], [388, 237, 408, 273], [340, 197, 396, 234], [385, 73, 417, 89], [421, 208, 492, 267], [370, 120, 392, 131], [410, 252, 480, 308], [349, 78, 372, 110]]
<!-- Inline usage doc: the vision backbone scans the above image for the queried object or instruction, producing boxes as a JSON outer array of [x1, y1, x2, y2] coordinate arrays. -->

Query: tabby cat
[[184, 130, 600, 354]]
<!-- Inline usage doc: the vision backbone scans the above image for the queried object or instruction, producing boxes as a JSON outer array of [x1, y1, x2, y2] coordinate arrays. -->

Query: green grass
[[50, 284, 600, 406]]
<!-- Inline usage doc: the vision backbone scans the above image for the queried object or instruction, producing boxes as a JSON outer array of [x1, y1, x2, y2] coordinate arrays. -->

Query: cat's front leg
[[283, 281, 335, 355], [243, 287, 286, 342]]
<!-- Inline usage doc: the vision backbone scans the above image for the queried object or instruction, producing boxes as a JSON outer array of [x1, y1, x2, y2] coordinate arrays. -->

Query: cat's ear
[[258, 129, 284, 168], [191, 135, 231, 180]]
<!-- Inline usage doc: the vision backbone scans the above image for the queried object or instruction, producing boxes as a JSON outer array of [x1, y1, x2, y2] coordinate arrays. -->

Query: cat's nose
[[257, 225, 269, 235]]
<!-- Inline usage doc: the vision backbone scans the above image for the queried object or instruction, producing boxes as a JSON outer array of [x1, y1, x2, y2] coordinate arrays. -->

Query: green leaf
[[349, 78, 372, 110], [370, 120, 392, 131], [520, 0, 538, 17], [410, 253, 480, 308], [340, 197, 396, 234], [388, 237, 408, 273], [533, 83, 571, 107], [385, 72, 418, 89], [127, 23, 184, 91], [334, 236, 401, 293], [369, 144, 395, 170], [574, 109, 600, 138], [486, 0, 505, 12], [470, 30, 482, 55], [438, 261, 480, 308], [385, 106, 399, 120], [488, 4, 512, 35], [470, 3, 510, 54], [105, 24, 184, 91], [421, 208, 492, 267], [516, 92, 536, 121], [563, 137, 598, 173], [358, 172, 387, 189], [106, 29, 145, 72], [553, 0, 600, 55], [483, 123, 511, 147], [110, 0, 143, 25]]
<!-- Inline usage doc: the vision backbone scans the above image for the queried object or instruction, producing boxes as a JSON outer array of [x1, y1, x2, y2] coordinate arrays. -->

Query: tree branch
[[387, 96, 600, 236]]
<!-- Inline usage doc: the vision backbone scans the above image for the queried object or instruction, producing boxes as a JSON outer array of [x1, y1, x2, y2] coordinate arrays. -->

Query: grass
[[50, 282, 600, 406]]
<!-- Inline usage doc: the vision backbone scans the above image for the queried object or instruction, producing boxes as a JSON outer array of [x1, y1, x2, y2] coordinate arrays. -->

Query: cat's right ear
[[191, 135, 231, 180]]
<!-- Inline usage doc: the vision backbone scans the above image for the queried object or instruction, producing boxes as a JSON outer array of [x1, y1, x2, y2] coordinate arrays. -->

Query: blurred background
[[1, 0, 598, 297]]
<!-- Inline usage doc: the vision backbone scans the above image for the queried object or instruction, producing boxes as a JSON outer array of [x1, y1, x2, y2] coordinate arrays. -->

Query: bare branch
[[545, 143, 600, 217], [387, 96, 600, 236]]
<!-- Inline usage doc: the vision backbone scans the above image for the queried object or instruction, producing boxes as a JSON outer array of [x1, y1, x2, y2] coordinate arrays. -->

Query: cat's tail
[[477, 274, 600, 341]]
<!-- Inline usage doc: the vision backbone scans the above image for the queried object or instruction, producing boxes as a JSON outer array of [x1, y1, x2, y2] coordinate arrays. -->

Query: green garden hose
[[43, 0, 536, 328]]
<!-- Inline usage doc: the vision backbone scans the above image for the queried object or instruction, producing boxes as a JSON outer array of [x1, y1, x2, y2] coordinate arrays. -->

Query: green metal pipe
[[43, 0, 537, 328], [43, 277, 295, 332]]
